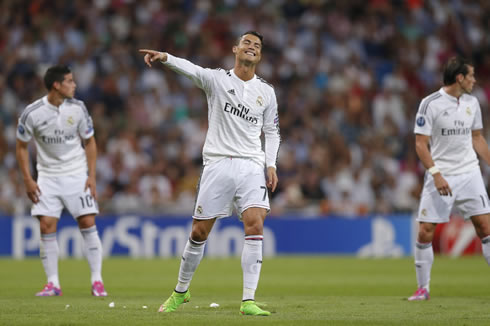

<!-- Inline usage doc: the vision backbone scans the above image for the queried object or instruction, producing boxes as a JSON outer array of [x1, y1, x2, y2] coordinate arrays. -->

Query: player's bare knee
[[471, 215, 490, 239], [190, 227, 209, 242], [475, 224, 490, 239], [77, 214, 96, 229], [38, 217, 57, 234], [417, 223, 436, 243], [244, 221, 263, 236]]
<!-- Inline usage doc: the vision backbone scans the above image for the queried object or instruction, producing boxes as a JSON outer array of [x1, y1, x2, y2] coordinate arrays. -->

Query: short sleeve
[[414, 99, 434, 136], [16, 114, 33, 142], [78, 101, 95, 139], [472, 98, 483, 130]]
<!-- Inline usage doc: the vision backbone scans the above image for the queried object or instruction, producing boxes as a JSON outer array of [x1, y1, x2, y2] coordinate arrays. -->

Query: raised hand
[[139, 49, 167, 67]]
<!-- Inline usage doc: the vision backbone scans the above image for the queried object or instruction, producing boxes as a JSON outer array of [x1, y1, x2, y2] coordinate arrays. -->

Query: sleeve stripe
[[68, 98, 90, 122], [419, 92, 441, 115], [20, 101, 43, 124], [80, 102, 90, 121]]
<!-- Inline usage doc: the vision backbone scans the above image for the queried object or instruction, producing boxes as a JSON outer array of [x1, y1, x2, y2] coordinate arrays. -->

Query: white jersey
[[163, 53, 281, 168], [414, 88, 482, 175], [16, 96, 94, 177]]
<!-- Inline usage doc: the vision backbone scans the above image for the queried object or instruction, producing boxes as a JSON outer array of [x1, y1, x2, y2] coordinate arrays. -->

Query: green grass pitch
[[0, 256, 489, 325]]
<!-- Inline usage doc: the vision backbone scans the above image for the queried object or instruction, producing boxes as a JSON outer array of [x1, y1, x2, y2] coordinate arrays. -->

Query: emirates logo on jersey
[[67, 116, 74, 125], [223, 102, 258, 124], [466, 107, 471, 116]]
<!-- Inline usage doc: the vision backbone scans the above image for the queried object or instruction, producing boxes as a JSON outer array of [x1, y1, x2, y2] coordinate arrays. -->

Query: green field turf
[[0, 256, 489, 325]]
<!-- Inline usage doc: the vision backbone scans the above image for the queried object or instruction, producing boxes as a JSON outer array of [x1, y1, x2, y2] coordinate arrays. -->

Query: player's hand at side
[[85, 175, 98, 201], [139, 49, 167, 67], [266, 167, 278, 192], [24, 178, 41, 203], [433, 173, 452, 196]]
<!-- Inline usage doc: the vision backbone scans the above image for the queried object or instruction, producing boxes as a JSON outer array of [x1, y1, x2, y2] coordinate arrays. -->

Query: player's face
[[459, 65, 476, 94], [55, 73, 76, 99], [233, 34, 262, 65]]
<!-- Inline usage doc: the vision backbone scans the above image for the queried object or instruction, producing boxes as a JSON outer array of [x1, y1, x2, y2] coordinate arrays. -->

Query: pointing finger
[[139, 49, 156, 54], [144, 53, 152, 67]]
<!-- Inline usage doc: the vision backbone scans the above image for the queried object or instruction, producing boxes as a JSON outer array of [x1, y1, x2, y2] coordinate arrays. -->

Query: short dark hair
[[443, 56, 472, 85], [44, 65, 71, 90], [238, 31, 264, 47]]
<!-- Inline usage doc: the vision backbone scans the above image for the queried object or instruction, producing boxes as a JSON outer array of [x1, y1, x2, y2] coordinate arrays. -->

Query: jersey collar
[[439, 88, 459, 103], [43, 95, 64, 112], [231, 69, 256, 83]]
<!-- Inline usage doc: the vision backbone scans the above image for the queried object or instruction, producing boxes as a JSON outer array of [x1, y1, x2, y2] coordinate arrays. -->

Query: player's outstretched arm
[[139, 49, 168, 67], [140, 49, 211, 91], [15, 139, 41, 203]]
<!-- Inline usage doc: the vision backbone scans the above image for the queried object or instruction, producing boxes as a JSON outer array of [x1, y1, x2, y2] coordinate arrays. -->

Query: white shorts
[[417, 168, 490, 223], [193, 157, 270, 219], [32, 174, 99, 219]]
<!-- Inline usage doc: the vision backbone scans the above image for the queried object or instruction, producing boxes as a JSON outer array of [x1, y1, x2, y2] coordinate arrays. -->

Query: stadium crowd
[[2, 0, 490, 217]]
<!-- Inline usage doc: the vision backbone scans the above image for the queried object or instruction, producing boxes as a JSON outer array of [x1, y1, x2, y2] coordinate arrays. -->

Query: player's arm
[[263, 94, 280, 192], [15, 139, 41, 203], [415, 134, 452, 196], [84, 136, 97, 200], [472, 129, 490, 166], [139, 49, 212, 92]]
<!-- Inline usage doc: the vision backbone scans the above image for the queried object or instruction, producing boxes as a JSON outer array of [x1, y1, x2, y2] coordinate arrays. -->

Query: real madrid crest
[[67, 116, 74, 125], [466, 107, 471, 115], [196, 206, 203, 214], [256, 96, 263, 106]]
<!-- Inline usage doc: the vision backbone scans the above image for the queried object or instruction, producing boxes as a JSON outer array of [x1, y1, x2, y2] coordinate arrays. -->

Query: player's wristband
[[428, 166, 440, 175]]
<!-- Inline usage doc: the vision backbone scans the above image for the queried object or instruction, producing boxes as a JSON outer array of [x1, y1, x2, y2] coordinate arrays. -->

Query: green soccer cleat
[[239, 300, 271, 316], [158, 290, 191, 313]]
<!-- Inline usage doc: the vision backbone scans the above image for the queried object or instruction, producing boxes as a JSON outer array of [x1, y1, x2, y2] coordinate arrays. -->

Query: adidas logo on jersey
[[227, 89, 236, 95]]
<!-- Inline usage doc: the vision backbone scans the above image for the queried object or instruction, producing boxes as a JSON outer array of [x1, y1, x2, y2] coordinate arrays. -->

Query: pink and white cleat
[[408, 287, 430, 301], [91, 281, 108, 297], [36, 282, 62, 296]]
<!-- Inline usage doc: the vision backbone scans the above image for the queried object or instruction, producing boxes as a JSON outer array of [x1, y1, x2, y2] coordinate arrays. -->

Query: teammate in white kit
[[409, 57, 490, 301], [16, 65, 107, 297], [140, 31, 280, 316]]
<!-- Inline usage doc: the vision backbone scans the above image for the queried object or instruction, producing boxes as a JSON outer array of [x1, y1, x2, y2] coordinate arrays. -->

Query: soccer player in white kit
[[140, 31, 280, 316], [16, 65, 107, 297], [409, 57, 490, 301]]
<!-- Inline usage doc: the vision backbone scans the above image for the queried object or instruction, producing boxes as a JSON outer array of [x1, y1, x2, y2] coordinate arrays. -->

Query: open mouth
[[244, 51, 256, 57]]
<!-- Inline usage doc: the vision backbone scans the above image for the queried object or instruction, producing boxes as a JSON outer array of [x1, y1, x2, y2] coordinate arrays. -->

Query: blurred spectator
[[2, 0, 490, 217]]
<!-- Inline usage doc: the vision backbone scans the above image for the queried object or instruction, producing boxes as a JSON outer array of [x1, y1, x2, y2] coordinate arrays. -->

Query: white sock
[[481, 236, 490, 265], [414, 241, 433, 292], [241, 235, 263, 301], [40, 233, 60, 288], [80, 226, 103, 284], [175, 238, 206, 293]]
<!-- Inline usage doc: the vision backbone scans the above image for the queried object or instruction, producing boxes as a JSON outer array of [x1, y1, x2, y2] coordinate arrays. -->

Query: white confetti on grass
[[142, 306, 148, 309], [209, 303, 220, 308], [109, 302, 115, 308]]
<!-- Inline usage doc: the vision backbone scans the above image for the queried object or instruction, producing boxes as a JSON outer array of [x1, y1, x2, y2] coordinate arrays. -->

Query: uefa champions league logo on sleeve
[[18, 125, 25, 134], [416, 116, 425, 127]]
